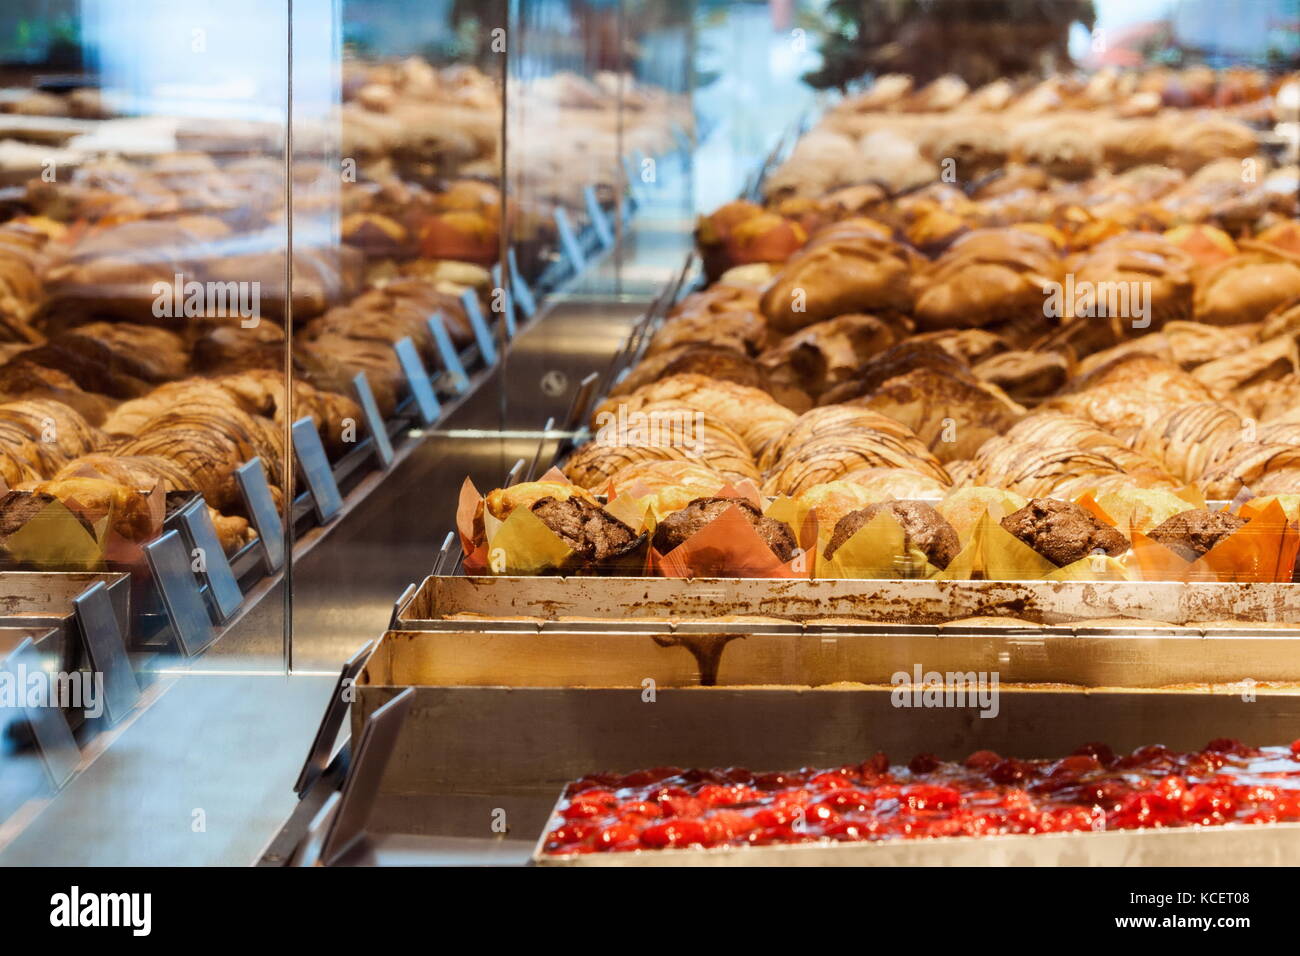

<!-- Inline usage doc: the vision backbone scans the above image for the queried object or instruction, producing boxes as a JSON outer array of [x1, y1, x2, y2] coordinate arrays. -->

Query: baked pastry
[[1145, 508, 1247, 561], [971, 351, 1068, 403], [849, 366, 1025, 462], [759, 237, 913, 333], [530, 496, 641, 563], [1000, 498, 1129, 566], [605, 459, 726, 517], [484, 481, 598, 520], [1200, 443, 1300, 499], [818, 340, 972, 405], [1191, 336, 1299, 393], [1133, 403, 1246, 483], [757, 313, 897, 400], [1194, 252, 1300, 326], [823, 500, 959, 569], [652, 497, 796, 561], [590, 374, 796, 460], [912, 229, 1060, 332]]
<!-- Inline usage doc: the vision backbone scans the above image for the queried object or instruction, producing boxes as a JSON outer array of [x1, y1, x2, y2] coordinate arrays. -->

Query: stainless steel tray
[[349, 626, 1300, 864], [532, 817, 1300, 867], [365, 626, 1300, 690], [398, 574, 1300, 629]]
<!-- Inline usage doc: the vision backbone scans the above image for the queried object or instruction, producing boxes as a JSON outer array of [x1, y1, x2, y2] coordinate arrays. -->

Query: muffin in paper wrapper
[[1, 484, 164, 570], [649, 488, 813, 579], [457, 470, 648, 576], [815, 510, 943, 580], [1130, 498, 1299, 583], [934, 507, 1133, 582], [2, 497, 106, 571]]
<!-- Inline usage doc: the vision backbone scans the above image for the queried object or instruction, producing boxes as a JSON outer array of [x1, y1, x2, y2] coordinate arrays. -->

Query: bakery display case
[[2, 0, 1300, 875]]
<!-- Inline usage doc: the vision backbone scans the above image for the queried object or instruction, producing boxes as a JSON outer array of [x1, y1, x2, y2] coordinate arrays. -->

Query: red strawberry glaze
[[541, 739, 1300, 856]]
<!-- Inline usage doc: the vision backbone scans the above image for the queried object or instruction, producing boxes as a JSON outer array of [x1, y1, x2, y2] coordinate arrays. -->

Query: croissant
[[1133, 403, 1247, 483], [759, 237, 913, 333], [760, 434, 947, 497], [849, 366, 1025, 462], [1190, 335, 1299, 393], [912, 228, 1060, 332], [1200, 443, 1300, 499], [591, 374, 796, 460], [1194, 253, 1300, 326]]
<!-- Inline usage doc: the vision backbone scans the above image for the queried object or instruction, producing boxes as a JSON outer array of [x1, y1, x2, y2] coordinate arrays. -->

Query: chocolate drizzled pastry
[[1146, 508, 1247, 561], [652, 497, 797, 561], [530, 496, 638, 561], [824, 499, 960, 569], [1000, 498, 1129, 567]]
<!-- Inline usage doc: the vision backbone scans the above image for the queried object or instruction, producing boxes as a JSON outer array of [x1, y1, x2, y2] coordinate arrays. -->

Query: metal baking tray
[[364, 626, 1300, 690], [342, 624, 1300, 866], [347, 676, 1300, 864], [532, 814, 1300, 867], [0, 571, 130, 674], [397, 574, 1300, 630]]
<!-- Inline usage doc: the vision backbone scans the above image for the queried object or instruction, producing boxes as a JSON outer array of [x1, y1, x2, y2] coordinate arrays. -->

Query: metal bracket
[[317, 687, 415, 866], [144, 529, 215, 657], [562, 371, 600, 433], [294, 639, 375, 797], [291, 417, 343, 523], [351, 371, 395, 467], [73, 582, 141, 726], [393, 337, 440, 426], [584, 185, 614, 249], [236, 458, 285, 573], [177, 499, 243, 623], [461, 289, 497, 367], [1, 635, 81, 788], [553, 207, 586, 275], [427, 313, 470, 394], [507, 247, 537, 319]]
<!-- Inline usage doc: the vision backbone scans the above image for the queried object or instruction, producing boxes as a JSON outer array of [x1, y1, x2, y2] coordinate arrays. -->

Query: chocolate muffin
[[1000, 498, 1129, 567], [823, 499, 960, 569], [0, 490, 56, 538], [531, 496, 639, 562], [1146, 508, 1247, 561], [652, 497, 797, 561]]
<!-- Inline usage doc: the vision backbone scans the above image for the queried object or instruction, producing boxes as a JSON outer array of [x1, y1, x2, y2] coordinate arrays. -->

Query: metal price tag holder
[[236, 458, 284, 573], [583, 185, 615, 249], [392, 337, 441, 427], [490, 263, 518, 338], [177, 498, 243, 624], [350, 370, 394, 467], [507, 247, 537, 320], [460, 289, 497, 367], [294, 639, 375, 796], [553, 207, 586, 275], [143, 529, 215, 657], [291, 417, 343, 524], [426, 313, 470, 394], [1, 635, 81, 788], [317, 687, 415, 866], [72, 581, 140, 725]]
